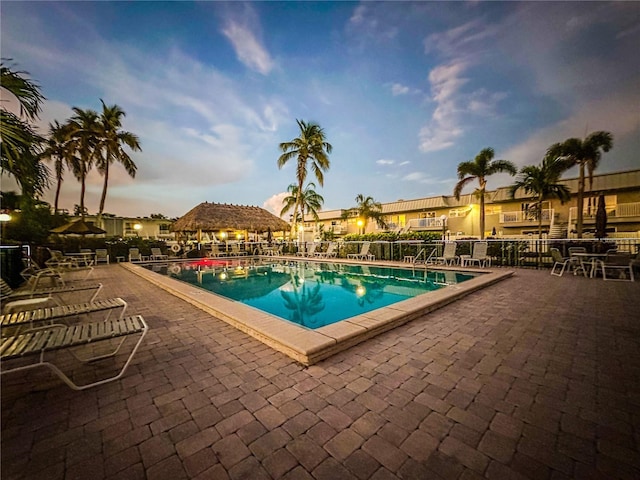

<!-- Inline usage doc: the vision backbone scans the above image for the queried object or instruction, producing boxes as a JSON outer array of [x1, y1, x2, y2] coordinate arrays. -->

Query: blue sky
[[2, 1, 638, 218]]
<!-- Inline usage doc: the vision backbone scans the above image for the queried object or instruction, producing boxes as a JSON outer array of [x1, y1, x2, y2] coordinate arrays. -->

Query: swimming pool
[[124, 258, 514, 365], [143, 259, 478, 329]]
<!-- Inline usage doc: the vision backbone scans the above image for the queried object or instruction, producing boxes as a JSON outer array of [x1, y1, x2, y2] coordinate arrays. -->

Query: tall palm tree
[[509, 155, 571, 239], [67, 107, 100, 218], [277, 119, 332, 233], [342, 194, 387, 233], [0, 62, 49, 198], [41, 120, 72, 213], [280, 182, 324, 223], [546, 131, 613, 238], [95, 100, 141, 223], [454, 147, 517, 239]]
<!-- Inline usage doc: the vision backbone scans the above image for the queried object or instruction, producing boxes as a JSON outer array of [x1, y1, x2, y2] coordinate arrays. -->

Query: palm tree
[[41, 120, 72, 214], [67, 107, 100, 218], [277, 119, 332, 233], [0, 62, 49, 198], [454, 147, 517, 239], [546, 132, 613, 238], [95, 100, 141, 223], [280, 182, 324, 223], [510, 155, 571, 239], [342, 194, 387, 233]]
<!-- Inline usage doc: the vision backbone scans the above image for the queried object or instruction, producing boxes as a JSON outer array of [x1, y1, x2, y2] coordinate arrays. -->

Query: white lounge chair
[[316, 242, 338, 258], [466, 242, 491, 267], [1, 297, 128, 332], [1, 278, 103, 314], [150, 248, 168, 260], [550, 248, 579, 276], [0, 315, 148, 390], [297, 243, 318, 257], [95, 249, 110, 264], [434, 242, 458, 265], [347, 242, 373, 261], [129, 248, 142, 262], [596, 252, 635, 281]]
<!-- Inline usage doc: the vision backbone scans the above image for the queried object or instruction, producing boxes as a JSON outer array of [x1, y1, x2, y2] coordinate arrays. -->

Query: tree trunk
[[80, 172, 86, 219], [479, 189, 486, 240], [576, 163, 585, 238], [98, 161, 109, 225], [54, 179, 62, 214]]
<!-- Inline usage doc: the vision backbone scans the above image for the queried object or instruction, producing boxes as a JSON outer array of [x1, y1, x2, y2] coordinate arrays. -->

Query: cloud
[[418, 61, 468, 152], [346, 3, 398, 45], [263, 192, 288, 217], [376, 159, 395, 166], [222, 20, 274, 75], [391, 83, 409, 96]]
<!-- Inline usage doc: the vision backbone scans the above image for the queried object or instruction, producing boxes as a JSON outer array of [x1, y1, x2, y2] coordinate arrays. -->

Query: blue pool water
[[145, 259, 478, 329]]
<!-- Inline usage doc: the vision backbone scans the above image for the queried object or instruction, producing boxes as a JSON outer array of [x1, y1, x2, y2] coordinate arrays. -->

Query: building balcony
[[500, 209, 553, 225], [405, 218, 445, 230], [569, 202, 640, 222]]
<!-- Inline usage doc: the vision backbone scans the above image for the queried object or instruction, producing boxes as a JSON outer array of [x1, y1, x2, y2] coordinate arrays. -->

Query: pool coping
[[121, 259, 514, 365]]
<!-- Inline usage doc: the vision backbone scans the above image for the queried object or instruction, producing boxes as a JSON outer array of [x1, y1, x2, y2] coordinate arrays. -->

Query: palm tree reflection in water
[[281, 270, 325, 328]]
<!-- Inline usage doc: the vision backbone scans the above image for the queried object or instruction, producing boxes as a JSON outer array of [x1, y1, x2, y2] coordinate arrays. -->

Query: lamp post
[[440, 215, 447, 241], [134, 223, 142, 237], [357, 219, 364, 235], [0, 212, 11, 243]]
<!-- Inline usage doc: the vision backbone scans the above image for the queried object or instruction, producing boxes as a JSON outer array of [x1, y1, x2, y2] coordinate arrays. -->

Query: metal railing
[[500, 209, 553, 224], [569, 202, 640, 220]]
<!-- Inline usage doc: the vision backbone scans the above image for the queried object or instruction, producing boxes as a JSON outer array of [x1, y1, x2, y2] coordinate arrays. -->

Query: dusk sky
[[2, 1, 638, 219]]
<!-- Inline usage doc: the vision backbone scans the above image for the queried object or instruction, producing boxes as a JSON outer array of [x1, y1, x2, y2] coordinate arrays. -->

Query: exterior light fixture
[[0, 213, 11, 222]]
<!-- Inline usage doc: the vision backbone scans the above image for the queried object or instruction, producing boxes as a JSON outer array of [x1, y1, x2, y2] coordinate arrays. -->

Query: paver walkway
[[1, 264, 639, 479]]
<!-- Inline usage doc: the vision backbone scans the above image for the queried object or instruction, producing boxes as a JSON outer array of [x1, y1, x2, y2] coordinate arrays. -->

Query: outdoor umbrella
[[595, 194, 607, 239], [50, 218, 106, 235]]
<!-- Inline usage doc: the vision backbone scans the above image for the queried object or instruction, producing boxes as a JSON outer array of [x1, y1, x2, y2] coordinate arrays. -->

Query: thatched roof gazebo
[[171, 202, 290, 241]]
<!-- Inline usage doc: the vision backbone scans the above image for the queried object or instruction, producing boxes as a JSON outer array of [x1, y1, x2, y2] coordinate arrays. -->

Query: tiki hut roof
[[171, 202, 290, 233]]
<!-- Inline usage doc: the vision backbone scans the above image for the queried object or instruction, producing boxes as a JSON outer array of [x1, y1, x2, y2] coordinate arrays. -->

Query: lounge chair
[[347, 242, 373, 261], [95, 249, 109, 264], [229, 243, 247, 256], [434, 242, 458, 265], [466, 242, 491, 267], [316, 242, 338, 258], [46, 249, 94, 280], [0, 315, 148, 390], [150, 247, 168, 261], [596, 252, 635, 281], [129, 248, 142, 262], [550, 248, 580, 277], [1, 297, 128, 333], [1, 278, 103, 314], [297, 243, 318, 257]]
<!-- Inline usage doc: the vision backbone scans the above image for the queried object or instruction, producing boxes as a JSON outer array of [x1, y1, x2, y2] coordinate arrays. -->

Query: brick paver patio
[[2, 264, 639, 479]]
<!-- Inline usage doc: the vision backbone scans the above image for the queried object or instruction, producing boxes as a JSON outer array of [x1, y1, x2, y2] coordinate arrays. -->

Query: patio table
[[571, 253, 608, 278]]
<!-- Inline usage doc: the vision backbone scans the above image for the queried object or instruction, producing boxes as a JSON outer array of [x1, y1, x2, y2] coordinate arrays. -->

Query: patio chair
[[45, 249, 94, 280], [0, 315, 148, 390], [316, 242, 338, 258], [434, 242, 458, 265], [347, 242, 373, 261], [466, 242, 491, 267], [150, 247, 168, 261], [550, 248, 579, 277], [1, 297, 128, 333], [129, 248, 142, 262], [1, 278, 103, 314], [596, 252, 635, 282], [297, 242, 318, 257], [95, 249, 109, 264], [229, 243, 247, 256]]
